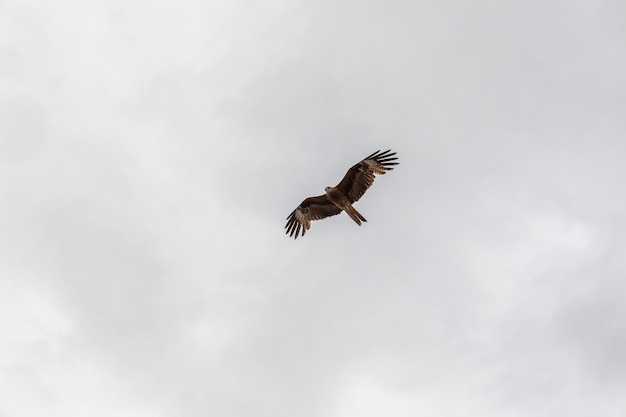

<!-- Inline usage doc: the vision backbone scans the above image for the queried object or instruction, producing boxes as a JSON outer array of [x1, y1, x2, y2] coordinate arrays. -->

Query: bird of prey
[[285, 149, 398, 239]]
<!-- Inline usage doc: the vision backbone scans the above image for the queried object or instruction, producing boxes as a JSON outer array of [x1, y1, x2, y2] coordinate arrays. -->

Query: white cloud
[[1, 0, 625, 416]]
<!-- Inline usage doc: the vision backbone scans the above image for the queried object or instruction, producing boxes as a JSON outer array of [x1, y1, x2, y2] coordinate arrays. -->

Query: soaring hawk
[[285, 150, 398, 239]]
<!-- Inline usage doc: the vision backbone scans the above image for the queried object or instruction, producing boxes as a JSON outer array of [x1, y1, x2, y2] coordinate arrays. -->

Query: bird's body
[[285, 150, 398, 238], [324, 186, 367, 225]]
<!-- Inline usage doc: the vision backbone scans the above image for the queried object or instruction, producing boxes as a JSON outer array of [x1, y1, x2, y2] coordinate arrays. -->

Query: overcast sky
[[1, 1, 625, 416]]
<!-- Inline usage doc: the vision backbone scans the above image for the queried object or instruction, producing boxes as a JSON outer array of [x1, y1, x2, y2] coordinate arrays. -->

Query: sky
[[1, 0, 625, 416]]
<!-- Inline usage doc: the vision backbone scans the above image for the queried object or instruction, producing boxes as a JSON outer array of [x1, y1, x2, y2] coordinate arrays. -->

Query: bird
[[285, 149, 398, 239]]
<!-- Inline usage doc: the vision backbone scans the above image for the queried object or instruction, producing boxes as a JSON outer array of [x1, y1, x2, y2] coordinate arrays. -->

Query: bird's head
[[324, 186, 332, 192]]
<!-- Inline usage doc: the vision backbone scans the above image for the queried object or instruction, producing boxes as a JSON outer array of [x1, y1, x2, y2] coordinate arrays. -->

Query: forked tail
[[344, 204, 367, 226]]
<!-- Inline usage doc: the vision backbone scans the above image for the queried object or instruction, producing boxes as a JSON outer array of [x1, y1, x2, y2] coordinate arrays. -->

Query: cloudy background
[[1, 0, 625, 416]]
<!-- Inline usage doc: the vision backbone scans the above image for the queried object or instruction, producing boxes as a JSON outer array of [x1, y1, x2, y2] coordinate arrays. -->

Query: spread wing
[[285, 195, 342, 239], [335, 149, 398, 203]]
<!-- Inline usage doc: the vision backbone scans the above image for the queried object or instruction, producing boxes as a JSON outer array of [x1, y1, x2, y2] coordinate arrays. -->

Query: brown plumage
[[285, 150, 398, 239]]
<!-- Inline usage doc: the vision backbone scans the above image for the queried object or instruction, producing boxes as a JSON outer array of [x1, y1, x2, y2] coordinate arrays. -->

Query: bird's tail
[[345, 204, 367, 226]]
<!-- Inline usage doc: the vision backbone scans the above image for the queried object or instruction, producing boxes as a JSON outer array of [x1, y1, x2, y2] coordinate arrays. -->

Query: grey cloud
[[1, 1, 625, 416]]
